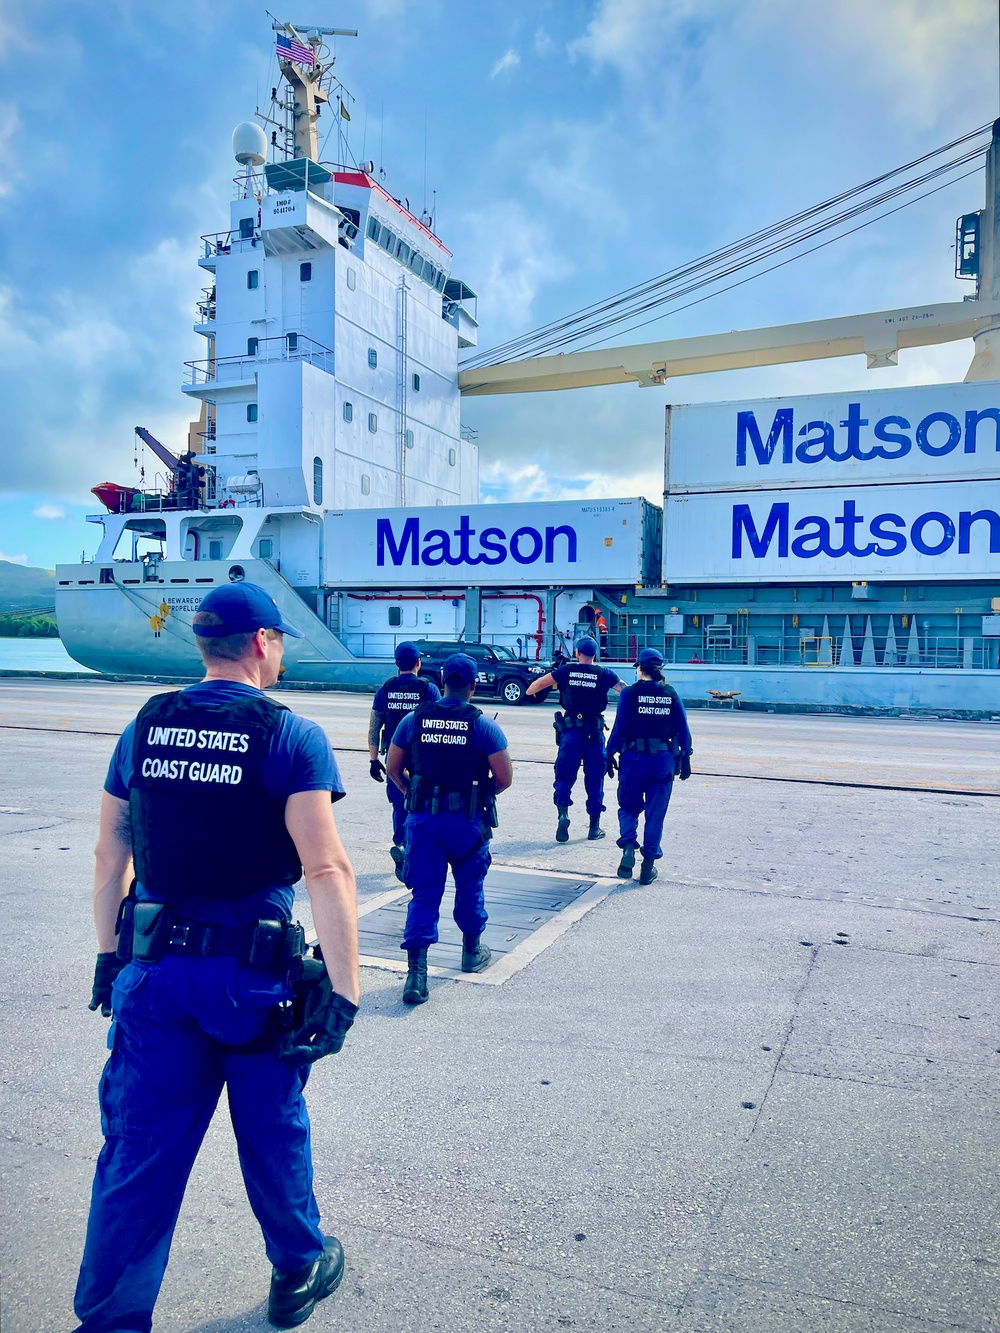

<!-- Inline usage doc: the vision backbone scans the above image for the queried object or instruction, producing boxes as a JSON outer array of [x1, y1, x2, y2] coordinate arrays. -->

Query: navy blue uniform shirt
[[105, 680, 344, 926], [391, 696, 508, 756], [551, 663, 620, 709], [607, 680, 692, 757]]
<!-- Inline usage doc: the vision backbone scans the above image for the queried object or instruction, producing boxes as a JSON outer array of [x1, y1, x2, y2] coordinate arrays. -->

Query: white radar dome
[[232, 121, 267, 166]]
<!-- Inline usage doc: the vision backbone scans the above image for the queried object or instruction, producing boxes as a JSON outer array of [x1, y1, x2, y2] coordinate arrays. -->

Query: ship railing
[[200, 229, 261, 259], [184, 335, 334, 386]]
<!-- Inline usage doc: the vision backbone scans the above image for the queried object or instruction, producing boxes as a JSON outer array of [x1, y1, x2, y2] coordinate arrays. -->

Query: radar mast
[[268, 19, 357, 162]]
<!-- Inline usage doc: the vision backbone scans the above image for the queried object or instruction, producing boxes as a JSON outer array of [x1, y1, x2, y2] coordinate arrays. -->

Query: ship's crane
[[134, 427, 206, 510]]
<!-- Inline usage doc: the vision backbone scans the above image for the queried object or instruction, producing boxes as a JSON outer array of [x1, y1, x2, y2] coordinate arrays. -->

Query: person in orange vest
[[594, 611, 608, 650]]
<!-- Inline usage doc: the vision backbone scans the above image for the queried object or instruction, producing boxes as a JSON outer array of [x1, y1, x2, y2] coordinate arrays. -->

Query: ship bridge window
[[247, 269, 259, 290], [434, 269, 446, 292], [313, 456, 323, 505], [343, 400, 353, 422], [408, 251, 422, 275], [396, 239, 411, 265], [300, 261, 312, 282], [239, 217, 254, 239], [366, 216, 381, 242], [367, 348, 377, 369], [379, 227, 396, 253]]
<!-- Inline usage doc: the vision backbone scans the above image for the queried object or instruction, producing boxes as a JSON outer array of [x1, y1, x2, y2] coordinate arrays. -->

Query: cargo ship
[[56, 22, 1000, 712]]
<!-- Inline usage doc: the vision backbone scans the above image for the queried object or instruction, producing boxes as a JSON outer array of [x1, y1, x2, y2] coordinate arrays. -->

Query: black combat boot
[[587, 815, 605, 841], [402, 947, 428, 1005], [617, 846, 636, 879], [555, 806, 571, 842], [461, 933, 491, 973], [638, 856, 658, 885], [268, 1234, 344, 1328], [389, 843, 406, 883]]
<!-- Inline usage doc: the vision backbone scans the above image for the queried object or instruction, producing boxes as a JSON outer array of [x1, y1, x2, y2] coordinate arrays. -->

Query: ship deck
[[3, 678, 999, 1331]]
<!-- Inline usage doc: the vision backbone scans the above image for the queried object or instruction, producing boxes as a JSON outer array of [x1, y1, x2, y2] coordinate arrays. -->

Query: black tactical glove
[[606, 753, 618, 778], [89, 952, 126, 1018], [369, 758, 386, 782], [678, 753, 692, 781], [277, 959, 358, 1066]]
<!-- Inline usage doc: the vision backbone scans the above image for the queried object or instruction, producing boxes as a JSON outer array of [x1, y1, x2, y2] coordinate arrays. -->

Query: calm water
[[0, 638, 96, 673]]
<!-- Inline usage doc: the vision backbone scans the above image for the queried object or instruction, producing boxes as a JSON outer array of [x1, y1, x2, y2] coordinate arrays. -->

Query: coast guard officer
[[526, 635, 623, 842], [605, 647, 692, 885], [386, 653, 512, 1005], [368, 641, 440, 879], [76, 583, 361, 1332]]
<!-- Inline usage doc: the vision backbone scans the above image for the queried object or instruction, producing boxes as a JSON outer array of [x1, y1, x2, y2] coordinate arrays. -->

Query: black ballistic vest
[[409, 700, 489, 801], [129, 690, 302, 905], [560, 664, 610, 728], [381, 674, 437, 747], [627, 682, 678, 744]]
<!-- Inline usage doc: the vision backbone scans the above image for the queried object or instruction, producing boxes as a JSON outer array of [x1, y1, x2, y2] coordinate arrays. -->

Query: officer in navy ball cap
[[368, 641, 440, 880], [527, 633, 623, 843], [386, 653, 512, 1005], [606, 646, 692, 885], [74, 582, 361, 1331]]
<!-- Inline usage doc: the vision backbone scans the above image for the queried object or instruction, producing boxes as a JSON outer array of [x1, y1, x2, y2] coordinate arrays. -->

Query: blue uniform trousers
[[553, 727, 606, 815], [386, 776, 407, 845], [616, 750, 675, 860], [402, 812, 490, 948], [74, 956, 324, 1333]]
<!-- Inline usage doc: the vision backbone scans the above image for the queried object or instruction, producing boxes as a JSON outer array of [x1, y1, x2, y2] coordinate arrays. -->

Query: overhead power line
[[463, 123, 992, 369]]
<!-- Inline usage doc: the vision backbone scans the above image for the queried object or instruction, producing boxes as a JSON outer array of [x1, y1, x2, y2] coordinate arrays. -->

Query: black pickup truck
[[414, 640, 552, 705]]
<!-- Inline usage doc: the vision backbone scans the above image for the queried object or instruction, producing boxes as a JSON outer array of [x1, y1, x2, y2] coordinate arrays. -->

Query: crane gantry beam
[[458, 299, 1000, 397]]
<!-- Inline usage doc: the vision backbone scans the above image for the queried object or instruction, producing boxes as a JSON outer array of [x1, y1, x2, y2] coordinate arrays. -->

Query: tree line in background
[[0, 609, 59, 638]]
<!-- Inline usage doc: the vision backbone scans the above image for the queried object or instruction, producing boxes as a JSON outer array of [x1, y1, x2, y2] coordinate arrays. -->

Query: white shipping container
[[663, 479, 1000, 583], [324, 497, 662, 587], [666, 380, 1000, 494]]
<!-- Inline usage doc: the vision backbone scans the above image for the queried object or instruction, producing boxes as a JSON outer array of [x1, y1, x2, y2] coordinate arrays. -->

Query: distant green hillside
[[0, 560, 55, 612], [0, 609, 58, 638]]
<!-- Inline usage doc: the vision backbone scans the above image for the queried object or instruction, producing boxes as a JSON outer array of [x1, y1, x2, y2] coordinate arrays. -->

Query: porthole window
[[405, 429, 414, 449], [346, 267, 357, 290], [299, 261, 312, 282], [448, 448, 457, 466], [312, 456, 323, 505], [367, 347, 377, 369], [388, 606, 402, 627], [343, 401, 353, 422], [361, 474, 371, 495], [247, 270, 259, 290], [368, 412, 378, 433], [247, 336, 258, 355], [412, 372, 420, 392], [247, 404, 258, 423]]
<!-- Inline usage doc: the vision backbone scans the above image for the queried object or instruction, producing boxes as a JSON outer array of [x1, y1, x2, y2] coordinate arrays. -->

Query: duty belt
[[119, 899, 306, 972], [625, 736, 676, 755]]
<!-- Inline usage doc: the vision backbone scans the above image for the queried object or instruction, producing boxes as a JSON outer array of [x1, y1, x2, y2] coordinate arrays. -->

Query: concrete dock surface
[[2, 678, 999, 1331]]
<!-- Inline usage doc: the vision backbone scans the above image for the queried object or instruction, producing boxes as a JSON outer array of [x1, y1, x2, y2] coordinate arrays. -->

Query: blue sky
[[0, 0, 996, 567]]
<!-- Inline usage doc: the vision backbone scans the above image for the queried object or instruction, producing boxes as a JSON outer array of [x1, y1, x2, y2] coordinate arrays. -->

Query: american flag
[[276, 32, 314, 67]]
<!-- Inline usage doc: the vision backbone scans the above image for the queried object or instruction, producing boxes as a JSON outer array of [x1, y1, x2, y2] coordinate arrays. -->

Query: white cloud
[[534, 27, 554, 57], [457, 201, 572, 341], [0, 104, 21, 198], [32, 504, 66, 520], [0, 551, 28, 564], [490, 49, 520, 79]]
